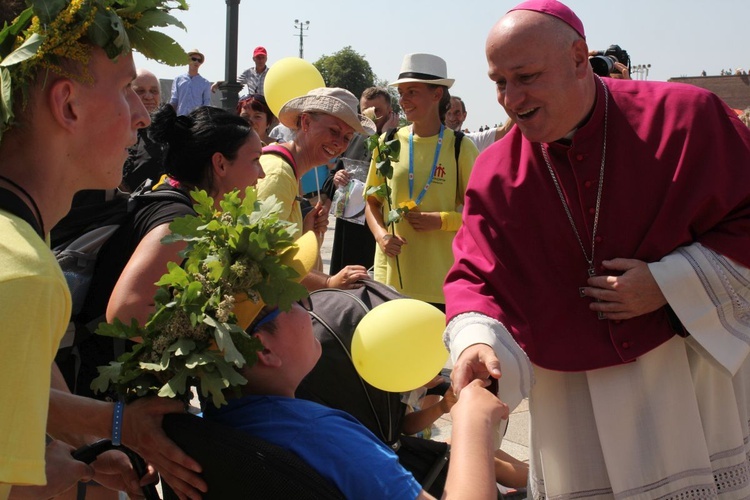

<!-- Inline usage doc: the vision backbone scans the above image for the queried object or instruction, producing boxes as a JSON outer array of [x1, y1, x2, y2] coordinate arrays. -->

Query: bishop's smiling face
[[486, 10, 592, 143]]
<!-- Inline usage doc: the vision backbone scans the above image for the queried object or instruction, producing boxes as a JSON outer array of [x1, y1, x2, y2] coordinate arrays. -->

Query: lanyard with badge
[[406, 124, 444, 210]]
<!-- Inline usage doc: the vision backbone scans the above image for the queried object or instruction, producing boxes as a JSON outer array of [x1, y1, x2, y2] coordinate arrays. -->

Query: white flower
[[362, 106, 377, 121]]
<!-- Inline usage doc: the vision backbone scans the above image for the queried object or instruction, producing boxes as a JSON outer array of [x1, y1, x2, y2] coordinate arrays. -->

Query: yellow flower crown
[[0, 0, 189, 142]]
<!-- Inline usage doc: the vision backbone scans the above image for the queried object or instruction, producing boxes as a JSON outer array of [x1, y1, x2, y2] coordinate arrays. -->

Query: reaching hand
[[450, 343, 502, 396], [439, 385, 459, 413], [452, 378, 509, 424], [328, 265, 369, 289], [10, 440, 94, 499], [121, 397, 206, 500], [582, 258, 667, 320], [89, 449, 158, 498]]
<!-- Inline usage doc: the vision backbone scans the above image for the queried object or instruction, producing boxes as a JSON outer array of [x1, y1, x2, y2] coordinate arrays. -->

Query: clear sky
[[135, 0, 750, 131]]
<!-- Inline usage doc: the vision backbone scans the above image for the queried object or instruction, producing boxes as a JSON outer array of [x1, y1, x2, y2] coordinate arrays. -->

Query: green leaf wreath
[[0, 0, 189, 142], [92, 188, 309, 408]]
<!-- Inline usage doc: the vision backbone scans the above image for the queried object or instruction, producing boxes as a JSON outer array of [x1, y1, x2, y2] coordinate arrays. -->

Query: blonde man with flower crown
[[0, 2, 206, 499]]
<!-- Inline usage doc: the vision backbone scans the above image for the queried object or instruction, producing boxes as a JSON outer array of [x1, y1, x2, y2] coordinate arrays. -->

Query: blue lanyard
[[408, 125, 445, 205]]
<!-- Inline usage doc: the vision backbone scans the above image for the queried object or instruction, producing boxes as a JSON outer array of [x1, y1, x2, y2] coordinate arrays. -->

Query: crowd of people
[[1, 0, 749, 499]]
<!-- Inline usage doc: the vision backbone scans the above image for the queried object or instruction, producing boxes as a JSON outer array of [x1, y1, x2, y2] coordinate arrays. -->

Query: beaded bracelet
[[112, 400, 124, 446]]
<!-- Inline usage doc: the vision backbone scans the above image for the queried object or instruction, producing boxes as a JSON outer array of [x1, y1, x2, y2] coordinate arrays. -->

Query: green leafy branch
[[366, 131, 406, 288], [92, 188, 308, 408]]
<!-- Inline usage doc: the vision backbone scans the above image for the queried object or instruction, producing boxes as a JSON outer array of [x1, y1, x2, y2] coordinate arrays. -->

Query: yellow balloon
[[351, 299, 449, 392], [264, 57, 326, 117]]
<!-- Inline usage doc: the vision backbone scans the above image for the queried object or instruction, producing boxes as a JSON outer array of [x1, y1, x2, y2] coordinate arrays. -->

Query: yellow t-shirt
[[257, 152, 303, 239], [365, 128, 478, 303], [0, 211, 71, 490]]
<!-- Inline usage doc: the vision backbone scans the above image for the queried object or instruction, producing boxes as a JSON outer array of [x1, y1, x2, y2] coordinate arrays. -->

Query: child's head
[[243, 296, 322, 396], [237, 232, 321, 397]]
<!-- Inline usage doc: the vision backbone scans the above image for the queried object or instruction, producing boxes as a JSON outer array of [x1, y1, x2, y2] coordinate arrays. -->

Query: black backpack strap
[[384, 127, 399, 143], [453, 130, 464, 164], [137, 187, 193, 207], [0, 187, 43, 238], [453, 130, 465, 205]]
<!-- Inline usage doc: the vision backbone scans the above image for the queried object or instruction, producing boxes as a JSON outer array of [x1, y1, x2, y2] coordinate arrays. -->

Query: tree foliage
[[314, 46, 375, 102]]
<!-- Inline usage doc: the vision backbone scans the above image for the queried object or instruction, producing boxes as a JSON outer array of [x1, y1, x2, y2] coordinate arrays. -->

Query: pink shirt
[[445, 76, 750, 371]]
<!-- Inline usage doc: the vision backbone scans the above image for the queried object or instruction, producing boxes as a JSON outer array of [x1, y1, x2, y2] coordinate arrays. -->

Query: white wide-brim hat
[[390, 53, 454, 88], [278, 87, 376, 135]]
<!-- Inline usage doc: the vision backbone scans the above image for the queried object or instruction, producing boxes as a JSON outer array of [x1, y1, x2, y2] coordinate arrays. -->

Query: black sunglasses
[[190, 57, 203, 63]]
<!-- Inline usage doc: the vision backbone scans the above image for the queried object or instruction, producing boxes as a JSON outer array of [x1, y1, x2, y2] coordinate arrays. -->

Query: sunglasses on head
[[191, 57, 203, 63], [247, 296, 313, 333], [250, 93, 266, 102]]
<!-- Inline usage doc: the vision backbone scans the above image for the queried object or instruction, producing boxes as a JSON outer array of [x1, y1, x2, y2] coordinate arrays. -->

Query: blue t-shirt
[[169, 73, 211, 116], [300, 165, 330, 196], [204, 395, 422, 499]]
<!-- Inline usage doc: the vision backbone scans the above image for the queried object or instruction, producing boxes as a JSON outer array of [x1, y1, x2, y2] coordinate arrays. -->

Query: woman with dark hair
[[237, 93, 277, 145], [64, 105, 264, 401], [365, 53, 478, 310]]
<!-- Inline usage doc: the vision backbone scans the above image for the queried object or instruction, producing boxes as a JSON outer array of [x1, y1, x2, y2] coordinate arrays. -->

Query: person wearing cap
[[202, 232, 510, 499], [444, 1, 750, 499], [169, 49, 212, 116], [364, 53, 478, 310], [256, 87, 375, 291], [212, 46, 271, 97], [0, 2, 206, 499], [444, 96, 514, 153], [240, 46, 270, 95]]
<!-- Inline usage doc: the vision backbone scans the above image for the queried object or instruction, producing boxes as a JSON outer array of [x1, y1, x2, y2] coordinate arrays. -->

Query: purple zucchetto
[[508, 0, 586, 39]]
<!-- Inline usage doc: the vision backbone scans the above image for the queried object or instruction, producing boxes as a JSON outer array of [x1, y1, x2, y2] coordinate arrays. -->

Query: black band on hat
[[397, 71, 443, 81]]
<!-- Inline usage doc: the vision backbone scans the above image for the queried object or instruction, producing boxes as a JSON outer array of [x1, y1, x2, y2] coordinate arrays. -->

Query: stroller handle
[[72, 439, 160, 499]]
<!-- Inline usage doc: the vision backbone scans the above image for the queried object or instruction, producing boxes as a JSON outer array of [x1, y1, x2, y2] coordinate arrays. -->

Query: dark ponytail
[[149, 105, 253, 189]]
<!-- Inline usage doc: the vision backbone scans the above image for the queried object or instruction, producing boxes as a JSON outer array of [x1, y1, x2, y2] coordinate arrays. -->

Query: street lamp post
[[631, 63, 651, 81], [218, 0, 243, 112], [294, 19, 310, 59]]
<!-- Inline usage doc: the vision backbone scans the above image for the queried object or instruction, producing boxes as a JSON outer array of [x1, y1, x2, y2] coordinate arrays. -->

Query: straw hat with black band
[[390, 53, 455, 88]]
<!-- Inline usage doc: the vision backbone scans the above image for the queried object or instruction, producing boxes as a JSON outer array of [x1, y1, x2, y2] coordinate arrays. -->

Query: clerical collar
[[551, 88, 599, 146], [554, 130, 576, 146]]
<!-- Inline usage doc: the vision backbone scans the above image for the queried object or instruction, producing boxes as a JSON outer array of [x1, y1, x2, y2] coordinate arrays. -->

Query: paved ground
[[320, 216, 530, 464]]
